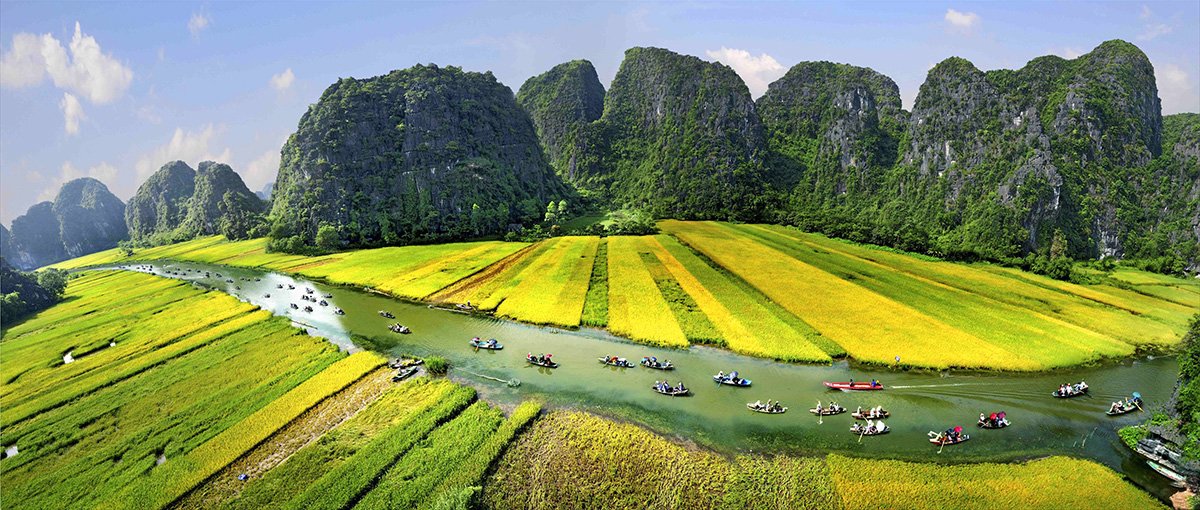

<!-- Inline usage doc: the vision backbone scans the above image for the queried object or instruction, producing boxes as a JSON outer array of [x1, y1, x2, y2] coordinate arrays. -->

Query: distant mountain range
[[3, 39, 1196, 270]]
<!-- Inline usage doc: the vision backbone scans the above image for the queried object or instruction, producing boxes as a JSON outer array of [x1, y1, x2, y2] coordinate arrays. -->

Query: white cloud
[[135, 124, 233, 181], [188, 12, 210, 36], [1052, 47, 1084, 59], [1138, 23, 1173, 41], [705, 47, 785, 98], [944, 9, 980, 33], [157, 46, 166, 62], [60, 92, 85, 135], [243, 147, 281, 191], [269, 68, 295, 92], [37, 161, 119, 201], [1140, 5, 1152, 20], [0, 22, 133, 104], [1156, 63, 1199, 115]]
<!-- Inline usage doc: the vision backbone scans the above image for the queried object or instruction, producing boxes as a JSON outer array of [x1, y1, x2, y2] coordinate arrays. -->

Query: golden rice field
[[661, 220, 1198, 370], [49, 235, 527, 300], [483, 411, 1161, 510], [826, 454, 1162, 509], [0, 271, 386, 510], [605, 236, 689, 347], [491, 237, 599, 327], [47, 219, 1198, 370]]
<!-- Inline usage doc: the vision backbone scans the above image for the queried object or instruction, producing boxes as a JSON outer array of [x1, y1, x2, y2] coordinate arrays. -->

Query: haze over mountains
[[2, 40, 1196, 270]]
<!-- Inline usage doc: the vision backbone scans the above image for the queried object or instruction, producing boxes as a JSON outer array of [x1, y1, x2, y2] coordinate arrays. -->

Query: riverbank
[[48, 221, 1199, 371]]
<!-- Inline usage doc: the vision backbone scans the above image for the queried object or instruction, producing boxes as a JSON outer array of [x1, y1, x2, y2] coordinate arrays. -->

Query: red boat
[[824, 381, 884, 391]]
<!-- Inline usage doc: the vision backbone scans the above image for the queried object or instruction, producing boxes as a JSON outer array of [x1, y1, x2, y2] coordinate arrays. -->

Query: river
[[112, 261, 1183, 500]]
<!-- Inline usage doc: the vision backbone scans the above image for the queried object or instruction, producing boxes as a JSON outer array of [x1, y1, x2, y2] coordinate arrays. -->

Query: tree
[[315, 224, 340, 252], [36, 269, 68, 297], [556, 199, 569, 219], [1049, 229, 1067, 260], [1, 292, 26, 321], [117, 240, 135, 256], [544, 201, 558, 224]]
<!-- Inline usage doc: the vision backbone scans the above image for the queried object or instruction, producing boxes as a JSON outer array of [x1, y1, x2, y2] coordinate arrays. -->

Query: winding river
[[112, 261, 1182, 500]]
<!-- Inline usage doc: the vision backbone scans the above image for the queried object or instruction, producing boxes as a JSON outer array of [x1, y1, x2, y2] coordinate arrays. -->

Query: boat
[[388, 323, 411, 334], [392, 366, 419, 382], [652, 384, 690, 396], [469, 338, 503, 350], [929, 428, 970, 446], [287, 284, 295, 290], [599, 356, 635, 368], [978, 411, 1010, 429], [1052, 381, 1089, 398], [289, 303, 299, 309], [276, 284, 283, 289], [1146, 460, 1187, 488], [747, 401, 787, 414], [264, 293, 271, 298], [640, 357, 674, 370], [713, 372, 751, 387], [305, 288, 314, 294], [809, 405, 847, 416], [379, 310, 395, 319], [1105, 393, 1143, 416], [850, 421, 890, 435], [334, 308, 345, 315], [823, 381, 884, 391], [318, 300, 328, 306], [526, 354, 558, 368], [322, 293, 333, 298], [852, 408, 890, 420], [303, 306, 313, 313]]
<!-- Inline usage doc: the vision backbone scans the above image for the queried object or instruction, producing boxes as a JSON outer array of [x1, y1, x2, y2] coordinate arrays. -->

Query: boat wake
[[890, 383, 978, 389]]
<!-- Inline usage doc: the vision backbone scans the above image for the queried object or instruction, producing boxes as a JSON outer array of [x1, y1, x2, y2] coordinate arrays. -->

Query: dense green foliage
[[4, 178, 127, 269], [126, 161, 265, 246], [761, 41, 1197, 273], [268, 64, 567, 251], [1176, 315, 1199, 459], [0, 258, 63, 325], [516, 60, 606, 185]]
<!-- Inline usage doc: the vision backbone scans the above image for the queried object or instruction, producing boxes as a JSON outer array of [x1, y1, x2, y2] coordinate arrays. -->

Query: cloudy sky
[[1, 1, 1197, 224]]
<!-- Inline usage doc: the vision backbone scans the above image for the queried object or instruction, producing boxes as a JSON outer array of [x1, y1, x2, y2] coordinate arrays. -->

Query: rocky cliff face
[[900, 41, 1163, 258], [7, 202, 62, 269], [5, 178, 127, 269], [757, 61, 905, 203], [760, 39, 1184, 264], [126, 160, 265, 245], [0, 225, 13, 263], [268, 64, 566, 248], [53, 177, 128, 259], [178, 161, 264, 237], [598, 47, 771, 219], [516, 60, 606, 186], [125, 161, 196, 243]]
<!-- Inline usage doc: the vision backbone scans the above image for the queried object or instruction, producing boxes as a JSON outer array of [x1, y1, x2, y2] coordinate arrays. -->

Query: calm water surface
[[112, 261, 1183, 500]]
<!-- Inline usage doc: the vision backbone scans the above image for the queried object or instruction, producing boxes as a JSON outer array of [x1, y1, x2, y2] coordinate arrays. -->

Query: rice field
[[493, 237, 600, 327], [605, 236, 689, 347], [0, 270, 385, 510], [484, 411, 1160, 510], [48, 235, 527, 300], [47, 220, 1196, 370], [661, 221, 1198, 370], [663, 221, 1031, 370], [825, 454, 1161, 509]]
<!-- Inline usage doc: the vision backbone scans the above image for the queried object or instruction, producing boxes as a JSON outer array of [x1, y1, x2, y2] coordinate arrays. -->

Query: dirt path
[[170, 368, 396, 509]]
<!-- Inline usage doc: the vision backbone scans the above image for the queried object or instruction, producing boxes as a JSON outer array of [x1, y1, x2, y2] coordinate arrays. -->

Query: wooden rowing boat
[[824, 381, 884, 391]]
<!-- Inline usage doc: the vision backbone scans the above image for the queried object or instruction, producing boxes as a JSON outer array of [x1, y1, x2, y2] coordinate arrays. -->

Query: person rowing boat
[[1107, 393, 1143, 415], [852, 405, 889, 419], [1052, 381, 1089, 398], [527, 353, 558, 368], [977, 411, 1009, 429]]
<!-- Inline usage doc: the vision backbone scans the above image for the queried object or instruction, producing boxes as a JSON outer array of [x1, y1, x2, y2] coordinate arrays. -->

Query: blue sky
[[2, 1, 1197, 224]]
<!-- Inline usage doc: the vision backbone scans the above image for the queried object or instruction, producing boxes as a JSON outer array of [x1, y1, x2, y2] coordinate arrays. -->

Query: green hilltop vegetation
[[4, 39, 1196, 277], [266, 64, 567, 253], [0, 270, 1169, 509], [50, 219, 1198, 371], [125, 160, 267, 246]]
